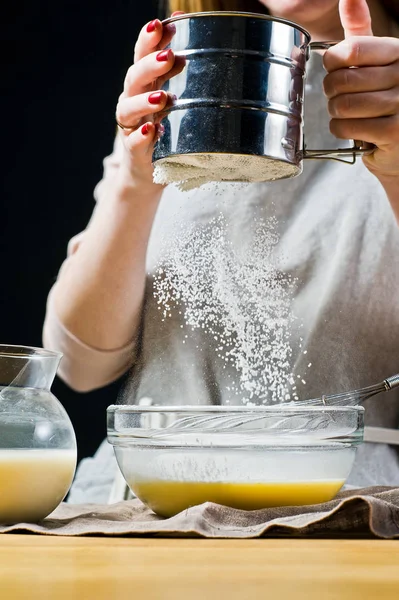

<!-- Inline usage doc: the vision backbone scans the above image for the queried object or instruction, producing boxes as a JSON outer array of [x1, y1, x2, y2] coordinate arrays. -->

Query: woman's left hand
[[323, 0, 399, 181]]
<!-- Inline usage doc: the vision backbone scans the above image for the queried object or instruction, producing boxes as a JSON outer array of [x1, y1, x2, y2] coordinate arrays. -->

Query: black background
[[3, 1, 159, 461]]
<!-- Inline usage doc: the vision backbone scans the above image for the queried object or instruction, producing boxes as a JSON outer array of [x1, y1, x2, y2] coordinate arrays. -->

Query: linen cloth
[[2, 487, 399, 539]]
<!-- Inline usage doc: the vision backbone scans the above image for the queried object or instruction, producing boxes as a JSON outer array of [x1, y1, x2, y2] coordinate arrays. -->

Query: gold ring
[[115, 117, 136, 131]]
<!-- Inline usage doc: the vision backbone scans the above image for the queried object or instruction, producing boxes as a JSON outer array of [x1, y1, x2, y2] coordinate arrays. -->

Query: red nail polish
[[141, 123, 151, 135], [146, 20, 158, 33], [148, 92, 164, 105], [156, 49, 172, 62]]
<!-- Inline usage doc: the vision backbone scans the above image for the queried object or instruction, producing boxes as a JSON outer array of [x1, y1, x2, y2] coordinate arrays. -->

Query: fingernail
[[155, 123, 165, 138], [148, 92, 164, 105], [165, 23, 176, 34], [156, 49, 172, 62], [146, 19, 159, 33], [141, 123, 151, 135]]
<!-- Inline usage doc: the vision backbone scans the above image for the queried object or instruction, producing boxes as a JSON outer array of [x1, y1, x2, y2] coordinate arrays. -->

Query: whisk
[[161, 374, 399, 432], [300, 373, 399, 408]]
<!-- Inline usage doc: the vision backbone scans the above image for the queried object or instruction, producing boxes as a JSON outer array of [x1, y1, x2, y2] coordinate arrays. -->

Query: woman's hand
[[115, 15, 184, 191], [323, 0, 399, 181]]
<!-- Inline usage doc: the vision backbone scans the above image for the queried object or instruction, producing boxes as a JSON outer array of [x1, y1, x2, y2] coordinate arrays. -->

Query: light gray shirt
[[45, 53, 399, 503]]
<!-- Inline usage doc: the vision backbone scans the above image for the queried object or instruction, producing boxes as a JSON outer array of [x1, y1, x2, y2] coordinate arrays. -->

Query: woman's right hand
[[115, 16, 184, 192]]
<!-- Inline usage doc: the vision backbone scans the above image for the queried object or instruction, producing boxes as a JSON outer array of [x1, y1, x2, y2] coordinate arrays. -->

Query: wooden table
[[1, 536, 398, 599]]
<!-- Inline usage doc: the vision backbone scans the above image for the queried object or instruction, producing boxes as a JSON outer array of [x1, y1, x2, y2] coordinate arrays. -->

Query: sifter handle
[[302, 41, 375, 164]]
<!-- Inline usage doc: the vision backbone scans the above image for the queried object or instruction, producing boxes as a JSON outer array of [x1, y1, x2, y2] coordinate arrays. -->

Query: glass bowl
[[0, 345, 77, 524], [107, 405, 364, 517]]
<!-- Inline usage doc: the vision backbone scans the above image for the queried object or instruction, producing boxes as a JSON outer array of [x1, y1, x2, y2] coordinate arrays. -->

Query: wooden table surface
[[1, 535, 399, 600]]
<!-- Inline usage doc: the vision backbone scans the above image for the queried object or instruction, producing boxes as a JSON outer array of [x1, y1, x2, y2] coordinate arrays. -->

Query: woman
[[44, 0, 399, 503]]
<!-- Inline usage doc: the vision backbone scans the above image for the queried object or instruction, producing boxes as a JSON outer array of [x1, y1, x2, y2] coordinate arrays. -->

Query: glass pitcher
[[0, 345, 77, 524]]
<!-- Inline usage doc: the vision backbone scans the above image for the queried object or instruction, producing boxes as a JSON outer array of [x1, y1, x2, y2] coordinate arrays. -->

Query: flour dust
[[153, 212, 305, 404]]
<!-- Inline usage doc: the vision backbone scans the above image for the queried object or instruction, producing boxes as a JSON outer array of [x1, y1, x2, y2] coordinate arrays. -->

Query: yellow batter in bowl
[[130, 479, 345, 517]]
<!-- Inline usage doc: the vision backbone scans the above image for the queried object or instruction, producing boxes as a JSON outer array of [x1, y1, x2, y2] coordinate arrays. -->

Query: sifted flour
[[153, 153, 300, 191], [153, 212, 304, 404]]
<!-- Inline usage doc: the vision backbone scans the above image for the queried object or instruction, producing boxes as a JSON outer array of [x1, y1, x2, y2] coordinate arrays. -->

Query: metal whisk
[[161, 374, 399, 432], [302, 373, 399, 408]]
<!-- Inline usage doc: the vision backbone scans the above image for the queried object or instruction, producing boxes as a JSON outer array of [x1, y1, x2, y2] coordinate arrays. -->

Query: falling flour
[[153, 153, 300, 192], [153, 212, 302, 404]]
